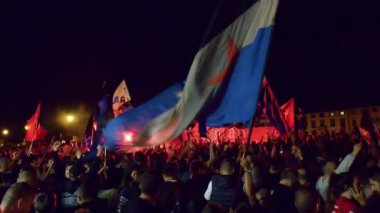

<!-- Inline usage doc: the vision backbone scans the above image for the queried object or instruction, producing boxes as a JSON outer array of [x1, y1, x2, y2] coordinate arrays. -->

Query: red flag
[[34, 124, 48, 141], [281, 98, 295, 131], [25, 102, 47, 142]]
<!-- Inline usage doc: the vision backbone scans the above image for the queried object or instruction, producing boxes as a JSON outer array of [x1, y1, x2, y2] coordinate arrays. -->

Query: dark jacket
[[209, 175, 235, 209], [157, 181, 183, 213]]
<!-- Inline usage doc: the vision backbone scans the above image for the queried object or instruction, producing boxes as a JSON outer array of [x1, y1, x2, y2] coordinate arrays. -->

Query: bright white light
[[66, 115, 75, 122], [2, 129, 9, 136], [330, 112, 335, 117], [24, 125, 30, 130], [340, 111, 345, 116], [124, 133, 133, 142]]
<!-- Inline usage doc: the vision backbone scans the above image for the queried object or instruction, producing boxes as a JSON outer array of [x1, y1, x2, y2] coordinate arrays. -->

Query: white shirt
[[204, 181, 213, 200], [316, 153, 356, 201]]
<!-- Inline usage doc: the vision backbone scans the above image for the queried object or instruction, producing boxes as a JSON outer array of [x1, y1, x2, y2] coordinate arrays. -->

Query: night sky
[[1, 0, 380, 141]]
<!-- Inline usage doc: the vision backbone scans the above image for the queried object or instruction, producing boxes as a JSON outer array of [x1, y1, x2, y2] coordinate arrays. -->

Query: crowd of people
[[0, 128, 380, 213]]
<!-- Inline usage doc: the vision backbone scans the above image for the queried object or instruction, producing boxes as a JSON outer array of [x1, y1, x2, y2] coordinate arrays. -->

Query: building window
[[330, 119, 335, 127], [352, 120, 357, 127], [376, 118, 380, 123], [340, 118, 346, 128], [373, 107, 378, 112], [320, 119, 325, 127], [311, 120, 316, 129], [340, 111, 345, 116], [310, 114, 316, 119], [319, 113, 325, 117]]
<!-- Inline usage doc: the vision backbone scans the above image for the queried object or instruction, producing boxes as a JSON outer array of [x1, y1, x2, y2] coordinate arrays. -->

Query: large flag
[[113, 80, 132, 117], [262, 78, 289, 136], [281, 98, 295, 131], [25, 102, 48, 142], [103, 82, 184, 151], [136, 0, 279, 147]]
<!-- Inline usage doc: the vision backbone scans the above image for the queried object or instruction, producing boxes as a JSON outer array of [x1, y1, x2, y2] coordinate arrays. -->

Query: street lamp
[[2, 129, 9, 136], [66, 115, 75, 123]]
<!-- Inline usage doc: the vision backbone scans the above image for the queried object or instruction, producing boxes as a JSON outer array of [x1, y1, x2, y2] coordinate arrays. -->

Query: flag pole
[[199, 0, 223, 48], [90, 115, 95, 152], [29, 102, 42, 156], [104, 147, 107, 168]]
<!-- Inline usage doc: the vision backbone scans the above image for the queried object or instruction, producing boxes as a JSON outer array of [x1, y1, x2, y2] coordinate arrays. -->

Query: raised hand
[[76, 150, 83, 160], [352, 143, 362, 156], [240, 157, 252, 171], [12, 151, 20, 161], [53, 141, 61, 152], [47, 159, 55, 170], [97, 145, 104, 157], [349, 187, 366, 206]]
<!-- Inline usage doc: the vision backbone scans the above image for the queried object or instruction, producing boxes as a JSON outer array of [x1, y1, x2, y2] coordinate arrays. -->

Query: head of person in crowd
[[269, 160, 281, 175], [65, 163, 82, 182], [220, 158, 234, 176], [133, 151, 146, 167], [177, 159, 188, 177], [297, 167, 310, 187], [255, 188, 270, 208], [279, 169, 298, 188], [162, 163, 178, 182], [295, 187, 319, 213], [139, 171, 164, 200], [131, 165, 144, 182], [118, 153, 133, 168], [0, 182, 36, 213], [189, 160, 206, 179], [17, 168, 37, 188], [369, 169, 380, 194], [323, 161, 336, 177], [150, 153, 166, 172], [30, 155, 42, 169], [76, 183, 96, 206], [34, 192, 56, 213]]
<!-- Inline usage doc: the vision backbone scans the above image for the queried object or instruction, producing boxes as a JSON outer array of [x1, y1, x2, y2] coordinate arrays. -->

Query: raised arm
[[335, 143, 361, 174], [240, 157, 256, 206]]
